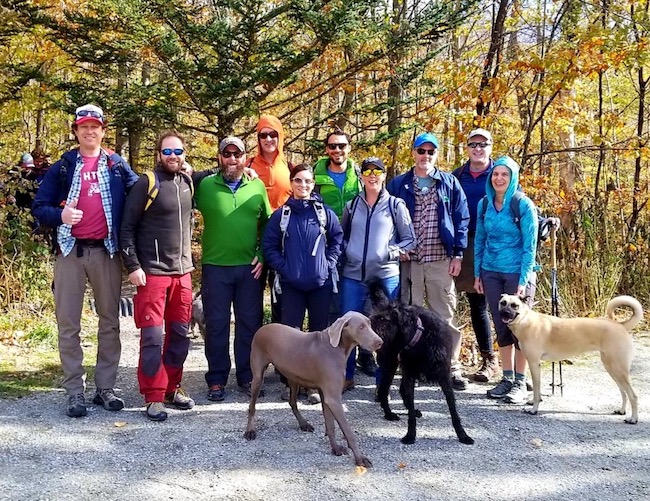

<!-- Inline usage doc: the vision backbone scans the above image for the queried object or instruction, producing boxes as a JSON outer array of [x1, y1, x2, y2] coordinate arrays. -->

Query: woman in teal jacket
[[474, 156, 538, 405]]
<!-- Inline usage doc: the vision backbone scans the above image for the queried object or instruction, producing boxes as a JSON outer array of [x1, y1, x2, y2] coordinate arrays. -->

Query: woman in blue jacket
[[262, 164, 343, 403], [474, 156, 538, 405]]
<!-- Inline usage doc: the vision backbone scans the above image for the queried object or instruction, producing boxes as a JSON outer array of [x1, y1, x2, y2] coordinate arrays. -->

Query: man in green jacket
[[195, 136, 272, 402], [313, 129, 376, 378]]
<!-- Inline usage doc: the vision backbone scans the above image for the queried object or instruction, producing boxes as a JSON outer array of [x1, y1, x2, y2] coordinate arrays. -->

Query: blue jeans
[[341, 275, 399, 383], [202, 264, 263, 388]]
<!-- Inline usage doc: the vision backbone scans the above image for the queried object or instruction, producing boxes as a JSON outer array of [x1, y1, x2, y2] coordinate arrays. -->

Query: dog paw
[[523, 408, 538, 415], [332, 444, 349, 456], [385, 412, 400, 421], [624, 417, 638, 424], [243, 430, 257, 441], [401, 435, 416, 445], [415, 409, 422, 418], [356, 456, 373, 468], [613, 409, 625, 416], [459, 435, 475, 445], [300, 422, 315, 432]]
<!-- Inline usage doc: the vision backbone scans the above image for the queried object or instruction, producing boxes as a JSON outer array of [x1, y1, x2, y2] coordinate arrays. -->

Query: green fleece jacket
[[313, 157, 361, 219], [195, 173, 272, 266]]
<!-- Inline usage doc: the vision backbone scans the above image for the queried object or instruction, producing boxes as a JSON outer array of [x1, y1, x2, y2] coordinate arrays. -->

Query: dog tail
[[606, 296, 644, 331], [366, 277, 391, 307]]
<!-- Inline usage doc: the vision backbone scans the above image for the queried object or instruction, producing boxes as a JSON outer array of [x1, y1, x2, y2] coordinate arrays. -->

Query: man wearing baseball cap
[[194, 136, 272, 402], [387, 132, 470, 390], [32, 104, 139, 417], [451, 128, 498, 383]]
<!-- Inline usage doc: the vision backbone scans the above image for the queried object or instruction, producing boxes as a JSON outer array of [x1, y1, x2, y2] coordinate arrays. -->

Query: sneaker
[[238, 382, 265, 398], [146, 402, 168, 421], [67, 393, 87, 418], [164, 387, 195, 410], [487, 378, 513, 399], [452, 374, 469, 391], [93, 388, 125, 411], [307, 389, 321, 405], [503, 380, 529, 405], [207, 384, 226, 402], [342, 379, 355, 393], [357, 355, 378, 377]]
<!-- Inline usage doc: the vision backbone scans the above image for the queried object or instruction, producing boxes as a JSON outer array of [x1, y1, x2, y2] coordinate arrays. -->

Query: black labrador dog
[[368, 279, 474, 445]]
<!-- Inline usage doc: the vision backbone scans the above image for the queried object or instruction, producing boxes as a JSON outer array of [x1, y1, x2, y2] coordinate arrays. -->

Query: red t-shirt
[[72, 155, 109, 239]]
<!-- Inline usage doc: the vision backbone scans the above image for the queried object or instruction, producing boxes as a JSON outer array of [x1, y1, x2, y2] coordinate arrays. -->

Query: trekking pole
[[549, 222, 563, 396]]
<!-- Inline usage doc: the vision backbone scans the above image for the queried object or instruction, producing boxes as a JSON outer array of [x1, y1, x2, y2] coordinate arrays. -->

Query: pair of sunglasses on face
[[327, 143, 348, 151], [258, 131, 279, 140], [161, 148, 184, 156], [292, 178, 314, 185], [361, 168, 384, 177], [467, 142, 490, 149], [416, 148, 436, 156], [222, 150, 245, 158]]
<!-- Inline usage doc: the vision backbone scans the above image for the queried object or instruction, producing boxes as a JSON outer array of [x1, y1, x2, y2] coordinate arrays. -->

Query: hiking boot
[[503, 380, 529, 405], [164, 387, 195, 410], [207, 384, 226, 402], [357, 354, 378, 377], [452, 374, 469, 391], [474, 352, 499, 382], [146, 402, 168, 422], [487, 378, 513, 399], [342, 379, 355, 393], [67, 393, 87, 418], [307, 389, 321, 405], [93, 388, 125, 411], [239, 382, 264, 398]]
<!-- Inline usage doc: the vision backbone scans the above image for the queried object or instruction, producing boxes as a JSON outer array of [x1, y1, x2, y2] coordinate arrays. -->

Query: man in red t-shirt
[[32, 104, 139, 418]]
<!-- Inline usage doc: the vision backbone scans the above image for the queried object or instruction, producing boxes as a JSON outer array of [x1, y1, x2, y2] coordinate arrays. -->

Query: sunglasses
[[361, 168, 384, 177], [161, 148, 184, 156], [327, 143, 348, 150], [258, 131, 279, 140], [221, 150, 245, 158], [416, 148, 436, 155], [291, 178, 314, 185], [76, 110, 103, 120], [468, 142, 490, 149]]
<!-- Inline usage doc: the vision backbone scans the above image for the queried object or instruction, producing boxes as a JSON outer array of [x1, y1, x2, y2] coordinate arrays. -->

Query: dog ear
[[366, 277, 390, 308], [328, 313, 350, 347]]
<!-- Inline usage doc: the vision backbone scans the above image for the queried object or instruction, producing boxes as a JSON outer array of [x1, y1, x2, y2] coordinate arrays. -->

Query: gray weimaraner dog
[[244, 311, 383, 467]]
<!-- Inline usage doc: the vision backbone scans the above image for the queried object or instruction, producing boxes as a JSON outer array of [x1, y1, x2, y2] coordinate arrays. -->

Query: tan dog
[[499, 294, 643, 424], [243, 311, 383, 467]]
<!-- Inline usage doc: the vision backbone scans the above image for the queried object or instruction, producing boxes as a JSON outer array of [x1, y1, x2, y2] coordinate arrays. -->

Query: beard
[[222, 164, 244, 182], [159, 158, 182, 174]]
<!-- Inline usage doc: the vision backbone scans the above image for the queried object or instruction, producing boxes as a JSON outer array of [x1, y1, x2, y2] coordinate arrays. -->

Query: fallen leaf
[[114, 421, 127, 428], [531, 438, 543, 448], [398, 462, 407, 469], [355, 466, 367, 475]]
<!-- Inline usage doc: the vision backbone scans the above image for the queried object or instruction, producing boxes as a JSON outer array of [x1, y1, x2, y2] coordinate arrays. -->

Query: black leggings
[[466, 292, 493, 353]]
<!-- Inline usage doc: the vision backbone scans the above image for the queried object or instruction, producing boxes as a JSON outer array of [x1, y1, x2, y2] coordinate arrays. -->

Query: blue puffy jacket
[[263, 195, 343, 292], [32, 149, 139, 252], [387, 167, 469, 258]]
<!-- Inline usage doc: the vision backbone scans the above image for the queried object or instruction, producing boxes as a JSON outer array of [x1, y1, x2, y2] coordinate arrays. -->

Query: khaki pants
[[54, 244, 122, 395], [400, 258, 463, 374]]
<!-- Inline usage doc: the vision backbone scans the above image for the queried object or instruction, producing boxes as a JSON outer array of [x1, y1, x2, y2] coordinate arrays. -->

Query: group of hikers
[[20, 104, 541, 421]]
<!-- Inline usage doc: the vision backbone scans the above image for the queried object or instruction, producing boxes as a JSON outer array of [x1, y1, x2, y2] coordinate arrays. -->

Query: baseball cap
[[20, 153, 35, 168], [413, 132, 439, 149], [219, 136, 246, 153], [74, 104, 105, 126], [361, 157, 385, 171], [467, 128, 493, 143]]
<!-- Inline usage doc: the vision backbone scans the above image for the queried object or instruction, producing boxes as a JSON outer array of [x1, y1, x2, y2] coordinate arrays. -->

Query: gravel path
[[1, 317, 649, 501]]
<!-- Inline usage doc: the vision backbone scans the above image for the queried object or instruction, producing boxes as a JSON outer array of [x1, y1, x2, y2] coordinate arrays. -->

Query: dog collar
[[406, 317, 424, 350]]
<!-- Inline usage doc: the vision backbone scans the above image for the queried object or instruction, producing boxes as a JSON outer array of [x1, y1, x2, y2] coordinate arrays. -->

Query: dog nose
[[372, 338, 383, 351]]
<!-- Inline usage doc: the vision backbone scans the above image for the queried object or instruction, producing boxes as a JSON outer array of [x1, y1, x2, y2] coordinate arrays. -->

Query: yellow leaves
[[355, 465, 367, 475]]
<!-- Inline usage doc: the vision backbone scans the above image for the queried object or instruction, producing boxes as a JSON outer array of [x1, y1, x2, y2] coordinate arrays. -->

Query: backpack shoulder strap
[[144, 171, 159, 211], [180, 171, 194, 197], [343, 195, 361, 242], [313, 201, 328, 234], [510, 191, 524, 230], [480, 196, 488, 221], [387, 194, 398, 227]]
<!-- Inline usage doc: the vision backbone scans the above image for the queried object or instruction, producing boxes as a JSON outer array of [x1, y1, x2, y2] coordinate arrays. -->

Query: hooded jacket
[[341, 189, 416, 281], [262, 195, 343, 291], [119, 166, 195, 276], [249, 115, 292, 211], [473, 156, 538, 287]]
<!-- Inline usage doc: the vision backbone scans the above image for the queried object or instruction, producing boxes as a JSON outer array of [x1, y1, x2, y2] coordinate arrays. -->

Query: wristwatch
[[453, 255, 463, 261]]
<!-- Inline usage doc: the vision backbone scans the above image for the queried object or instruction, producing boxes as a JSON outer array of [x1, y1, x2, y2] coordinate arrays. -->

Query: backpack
[[479, 191, 553, 245], [279, 200, 328, 256], [143, 171, 194, 211]]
